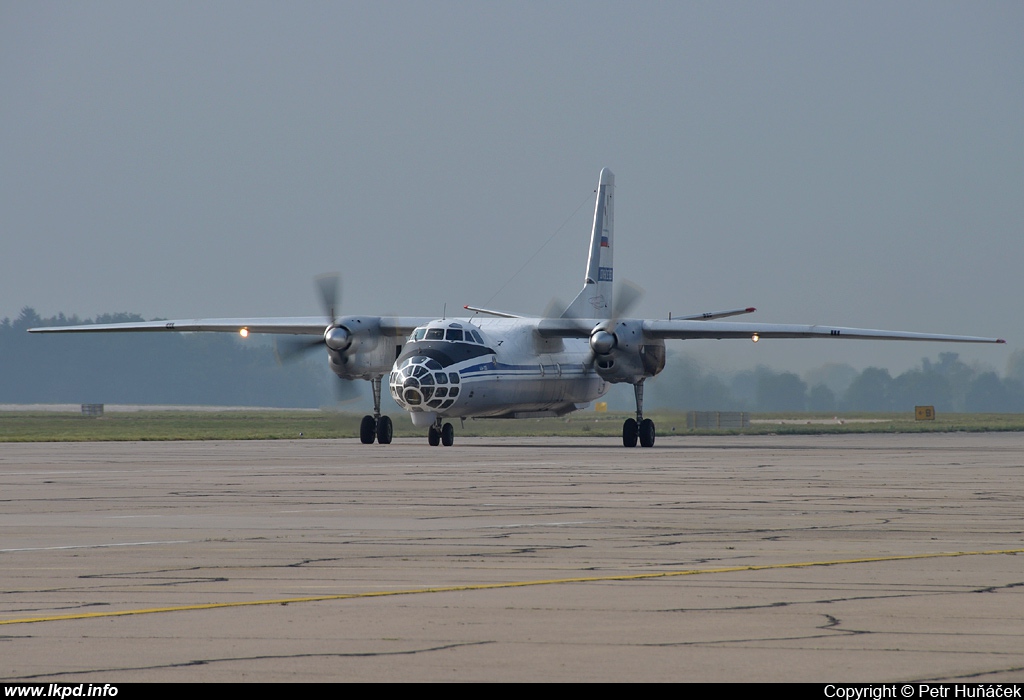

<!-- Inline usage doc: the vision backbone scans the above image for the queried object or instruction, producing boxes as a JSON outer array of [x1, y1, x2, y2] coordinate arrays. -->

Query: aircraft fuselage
[[390, 318, 608, 426]]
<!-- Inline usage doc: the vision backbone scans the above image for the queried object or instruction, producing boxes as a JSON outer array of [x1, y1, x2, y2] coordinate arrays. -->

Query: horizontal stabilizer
[[463, 305, 522, 319], [672, 306, 757, 321]]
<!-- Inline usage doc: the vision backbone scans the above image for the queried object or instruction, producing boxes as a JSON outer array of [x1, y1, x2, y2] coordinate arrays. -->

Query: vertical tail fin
[[561, 168, 614, 320]]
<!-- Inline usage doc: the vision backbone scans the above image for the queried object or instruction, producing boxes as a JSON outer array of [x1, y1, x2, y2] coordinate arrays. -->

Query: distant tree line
[[647, 350, 1024, 413], [1, 308, 338, 407]]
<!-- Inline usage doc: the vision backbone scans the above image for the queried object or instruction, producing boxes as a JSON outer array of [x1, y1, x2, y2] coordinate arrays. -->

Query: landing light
[[239, 328, 249, 338], [751, 333, 759, 343]]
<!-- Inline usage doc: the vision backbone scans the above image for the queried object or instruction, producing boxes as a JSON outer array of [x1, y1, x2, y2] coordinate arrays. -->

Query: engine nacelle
[[326, 316, 395, 381], [590, 319, 666, 384]]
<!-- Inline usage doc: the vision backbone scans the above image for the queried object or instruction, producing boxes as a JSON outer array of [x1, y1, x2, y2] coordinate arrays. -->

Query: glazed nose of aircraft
[[389, 355, 462, 411]]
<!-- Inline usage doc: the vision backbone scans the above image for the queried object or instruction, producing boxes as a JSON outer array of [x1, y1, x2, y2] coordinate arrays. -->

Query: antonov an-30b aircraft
[[30, 169, 1005, 447]]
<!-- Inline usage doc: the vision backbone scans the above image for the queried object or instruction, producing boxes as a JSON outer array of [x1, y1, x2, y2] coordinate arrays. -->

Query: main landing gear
[[427, 417, 455, 447], [359, 377, 393, 445], [623, 380, 656, 448]]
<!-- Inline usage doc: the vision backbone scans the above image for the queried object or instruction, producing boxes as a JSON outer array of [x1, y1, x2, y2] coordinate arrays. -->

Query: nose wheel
[[623, 380, 656, 447], [428, 419, 455, 446]]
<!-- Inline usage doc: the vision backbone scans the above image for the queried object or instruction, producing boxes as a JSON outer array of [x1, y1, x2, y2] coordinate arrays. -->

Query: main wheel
[[376, 415, 393, 445], [622, 418, 638, 447], [359, 415, 376, 444], [441, 422, 454, 447], [428, 425, 441, 446], [639, 418, 656, 448]]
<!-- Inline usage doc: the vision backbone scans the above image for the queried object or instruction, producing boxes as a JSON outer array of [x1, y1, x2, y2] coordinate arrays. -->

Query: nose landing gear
[[428, 418, 455, 446]]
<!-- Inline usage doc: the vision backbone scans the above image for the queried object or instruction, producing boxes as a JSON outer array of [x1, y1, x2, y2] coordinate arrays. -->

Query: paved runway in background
[[2, 434, 1022, 682]]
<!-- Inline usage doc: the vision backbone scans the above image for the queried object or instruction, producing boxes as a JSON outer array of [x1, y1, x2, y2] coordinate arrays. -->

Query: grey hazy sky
[[2, 1, 1021, 376]]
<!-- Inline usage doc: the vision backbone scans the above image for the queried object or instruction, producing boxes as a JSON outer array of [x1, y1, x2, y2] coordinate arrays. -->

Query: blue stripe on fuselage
[[460, 362, 588, 378]]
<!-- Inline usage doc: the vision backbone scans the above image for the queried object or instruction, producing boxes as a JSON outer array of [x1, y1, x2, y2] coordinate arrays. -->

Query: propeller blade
[[542, 297, 569, 321], [333, 376, 363, 403], [273, 336, 324, 365], [314, 272, 341, 325], [611, 279, 644, 322]]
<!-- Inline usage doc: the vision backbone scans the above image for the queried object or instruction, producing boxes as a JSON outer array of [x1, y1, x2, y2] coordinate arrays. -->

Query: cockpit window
[[412, 323, 489, 346], [396, 332, 493, 369]]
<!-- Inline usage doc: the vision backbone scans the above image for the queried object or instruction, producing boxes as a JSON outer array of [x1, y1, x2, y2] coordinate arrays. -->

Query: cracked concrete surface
[[1, 433, 1022, 681]]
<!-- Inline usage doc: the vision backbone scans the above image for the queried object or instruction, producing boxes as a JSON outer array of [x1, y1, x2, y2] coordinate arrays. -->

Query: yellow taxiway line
[[3, 548, 1021, 626]]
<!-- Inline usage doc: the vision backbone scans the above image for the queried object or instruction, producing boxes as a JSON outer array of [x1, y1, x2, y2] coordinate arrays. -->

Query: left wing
[[536, 317, 1005, 344], [641, 320, 1005, 344]]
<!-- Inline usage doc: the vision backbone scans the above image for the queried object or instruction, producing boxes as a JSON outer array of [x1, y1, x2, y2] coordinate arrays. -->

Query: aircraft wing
[[28, 316, 431, 337], [640, 320, 1006, 344], [536, 318, 1004, 344]]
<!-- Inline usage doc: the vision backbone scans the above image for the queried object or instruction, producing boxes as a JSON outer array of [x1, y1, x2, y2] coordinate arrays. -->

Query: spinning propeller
[[585, 280, 643, 361], [544, 280, 645, 367], [273, 273, 361, 402]]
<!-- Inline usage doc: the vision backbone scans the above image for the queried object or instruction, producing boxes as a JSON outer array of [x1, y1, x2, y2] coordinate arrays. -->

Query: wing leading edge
[[535, 317, 1004, 344], [28, 316, 431, 337], [642, 320, 1005, 344]]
